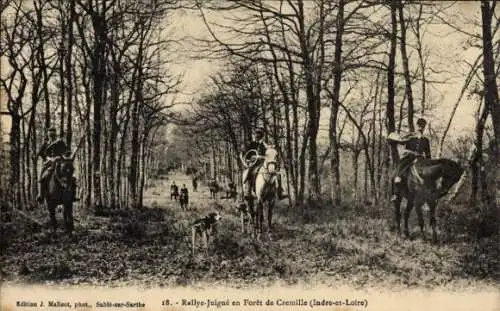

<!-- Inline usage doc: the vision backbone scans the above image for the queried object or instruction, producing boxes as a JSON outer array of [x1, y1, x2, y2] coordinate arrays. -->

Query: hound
[[191, 212, 222, 255]]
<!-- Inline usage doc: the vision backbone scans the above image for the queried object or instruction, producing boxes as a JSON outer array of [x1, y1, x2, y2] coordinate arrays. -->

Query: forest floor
[[1, 172, 499, 291]]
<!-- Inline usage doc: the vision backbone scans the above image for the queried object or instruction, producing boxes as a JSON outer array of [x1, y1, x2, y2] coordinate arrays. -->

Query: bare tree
[[479, 0, 500, 208]]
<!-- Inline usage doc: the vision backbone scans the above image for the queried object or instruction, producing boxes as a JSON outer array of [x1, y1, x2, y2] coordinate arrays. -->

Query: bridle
[[256, 149, 278, 182], [53, 157, 73, 190]]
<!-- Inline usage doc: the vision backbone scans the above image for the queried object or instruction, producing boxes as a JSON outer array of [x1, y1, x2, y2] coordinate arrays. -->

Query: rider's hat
[[48, 126, 57, 132], [416, 117, 427, 127]]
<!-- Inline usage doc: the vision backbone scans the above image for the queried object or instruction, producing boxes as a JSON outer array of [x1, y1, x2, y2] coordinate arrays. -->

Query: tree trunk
[[59, 9, 66, 138], [387, 0, 400, 165], [398, 2, 415, 132], [329, 0, 344, 207], [66, 0, 75, 147], [470, 99, 489, 203], [10, 114, 21, 209], [91, 5, 106, 211], [480, 0, 500, 207]]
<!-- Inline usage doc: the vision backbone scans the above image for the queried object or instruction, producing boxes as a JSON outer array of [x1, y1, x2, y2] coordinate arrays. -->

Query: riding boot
[[390, 176, 401, 202], [244, 181, 254, 200], [37, 180, 46, 203]]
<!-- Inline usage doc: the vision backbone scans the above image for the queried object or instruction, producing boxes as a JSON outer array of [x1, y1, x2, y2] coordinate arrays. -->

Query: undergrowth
[[1, 176, 498, 289]]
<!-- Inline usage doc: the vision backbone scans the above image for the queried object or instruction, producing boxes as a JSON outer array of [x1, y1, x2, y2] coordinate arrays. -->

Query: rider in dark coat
[[240, 127, 268, 199], [171, 181, 178, 197], [36, 127, 75, 203], [180, 184, 189, 204], [391, 117, 432, 202], [240, 127, 285, 200]]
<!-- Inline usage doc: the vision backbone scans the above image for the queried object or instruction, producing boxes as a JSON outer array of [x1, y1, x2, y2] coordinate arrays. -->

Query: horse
[[392, 157, 464, 243], [246, 146, 280, 241], [43, 156, 76, 235], [179, 190, 188, 210], [170, 184, 179, 201], [208, 179, 219, 199]]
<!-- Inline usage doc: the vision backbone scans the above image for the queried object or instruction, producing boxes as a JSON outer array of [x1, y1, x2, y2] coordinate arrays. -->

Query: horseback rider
[[390, 117, 431, 202], [171, 181, 178, 194], [180, 183, 189, 202], [36, 126, 78, 203], [240, 127, 284, 200]]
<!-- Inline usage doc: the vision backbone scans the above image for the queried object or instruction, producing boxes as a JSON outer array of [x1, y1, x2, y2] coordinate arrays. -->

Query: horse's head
[[413, 158, 464, 198], [440, 159, 464, 192], [263, 147, 279, 174], [54, 156, 75, 188]]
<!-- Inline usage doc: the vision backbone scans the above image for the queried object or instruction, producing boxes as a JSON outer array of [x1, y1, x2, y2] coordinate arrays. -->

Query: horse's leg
[[392, 197, 403, 234], [257, 201, 263, 241], [246, 198, 256, 238], [241, 210, 246, 233], [415, 201, 426, 240], [47, 202, 57, 234], [267, 201, 273, 241], [251, 200, 259, 240], [429, 200, 439, 244], [404, 197, 414, 239], [63, 202, 74, 234]]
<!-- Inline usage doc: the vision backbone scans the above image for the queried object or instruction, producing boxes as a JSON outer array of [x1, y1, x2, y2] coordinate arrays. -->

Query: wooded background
[[1, 0, 498, 220]]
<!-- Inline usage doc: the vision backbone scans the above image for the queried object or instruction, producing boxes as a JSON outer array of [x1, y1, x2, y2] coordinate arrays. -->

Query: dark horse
[[392, 158, 464, 243], [170, 184, 179, 201], [43, 156, 76, 234], [208, 179, 219, 199]]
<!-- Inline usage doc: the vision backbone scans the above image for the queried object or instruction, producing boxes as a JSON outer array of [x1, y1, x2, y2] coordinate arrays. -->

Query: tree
[[479, 0, 499, 208]]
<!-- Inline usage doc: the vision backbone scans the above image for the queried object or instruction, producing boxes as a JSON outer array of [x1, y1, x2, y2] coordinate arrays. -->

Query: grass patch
[[1, 175, 498, 289]]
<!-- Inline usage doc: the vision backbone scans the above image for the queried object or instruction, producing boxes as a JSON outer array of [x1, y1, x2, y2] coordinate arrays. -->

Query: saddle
[[38, 157, 77, 203], [406, 158, 451, 195]]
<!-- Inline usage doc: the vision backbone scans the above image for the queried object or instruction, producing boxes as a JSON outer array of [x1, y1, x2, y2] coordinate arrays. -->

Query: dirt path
[[143, 172, 227, 210]]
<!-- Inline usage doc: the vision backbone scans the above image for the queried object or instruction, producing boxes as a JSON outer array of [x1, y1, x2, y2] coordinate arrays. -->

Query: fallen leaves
[[1, 175, 499, 290]]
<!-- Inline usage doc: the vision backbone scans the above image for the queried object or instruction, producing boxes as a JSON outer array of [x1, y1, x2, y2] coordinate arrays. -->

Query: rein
[[256, 160, 277, 177], [410, 165, 424, 185], [53, 161, 73, 190]]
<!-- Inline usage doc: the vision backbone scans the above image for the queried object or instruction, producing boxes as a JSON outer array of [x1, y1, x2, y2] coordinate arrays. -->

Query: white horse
[[244, 146, 279, 241]]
